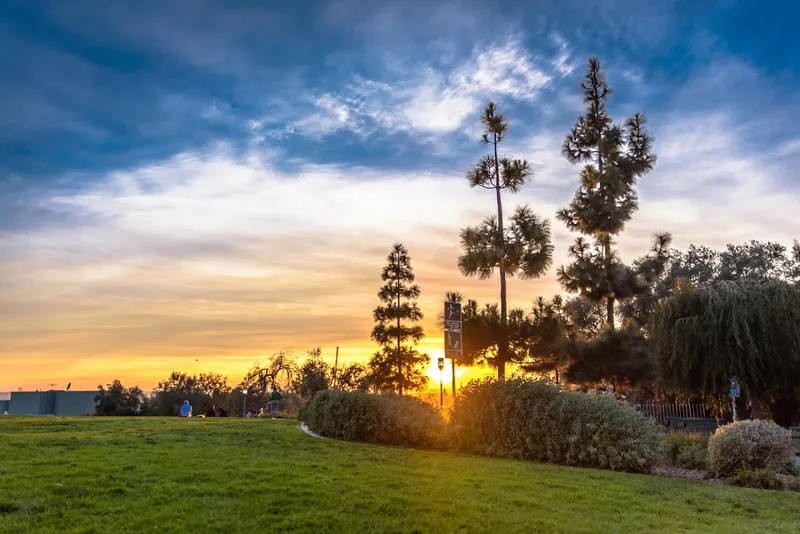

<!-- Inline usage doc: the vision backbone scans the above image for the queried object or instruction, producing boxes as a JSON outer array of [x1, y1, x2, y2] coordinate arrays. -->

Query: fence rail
[[634, 402, 707, 425]]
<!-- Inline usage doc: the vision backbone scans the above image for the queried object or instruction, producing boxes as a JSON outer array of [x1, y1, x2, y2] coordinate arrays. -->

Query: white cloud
[[287, 94, 355, 137], [4, 108, 800, 389], [549, 32, 577, 77], [269, 38, 559, 139]]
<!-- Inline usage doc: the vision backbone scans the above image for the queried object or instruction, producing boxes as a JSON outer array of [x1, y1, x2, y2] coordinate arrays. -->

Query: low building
[[0, 391, 9, 414], [6, 390, 97, 416]]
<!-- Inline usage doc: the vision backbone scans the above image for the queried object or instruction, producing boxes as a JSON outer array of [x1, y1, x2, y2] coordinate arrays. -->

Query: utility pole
[[333, 346, 339, 389]]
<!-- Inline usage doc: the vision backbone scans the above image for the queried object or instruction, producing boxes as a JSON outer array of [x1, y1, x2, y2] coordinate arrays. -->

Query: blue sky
[[1, 0, 799, 389]]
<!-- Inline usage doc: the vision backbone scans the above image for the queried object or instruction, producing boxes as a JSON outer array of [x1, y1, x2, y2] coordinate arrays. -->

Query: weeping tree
[[556, 57, 669, 330], [649, 280, 800, 419], [460, 105, 553, 382], [622, 239, 800, 328], [369, 243, 429, 394]]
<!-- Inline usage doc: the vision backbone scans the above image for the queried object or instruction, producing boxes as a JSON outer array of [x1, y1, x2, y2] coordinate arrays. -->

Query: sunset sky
[[2, 0, 799, 392]]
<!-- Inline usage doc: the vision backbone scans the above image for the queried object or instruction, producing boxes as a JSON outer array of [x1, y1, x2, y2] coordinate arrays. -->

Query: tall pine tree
[[459, 102, 554, 381], [369, 243, 429, 394], [556, 57, 669, 330]]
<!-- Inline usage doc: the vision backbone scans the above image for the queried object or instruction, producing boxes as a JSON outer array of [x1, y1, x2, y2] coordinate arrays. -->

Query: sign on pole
[[730, 376, 740, 422], [729, 376, 740, 398], [444, 301, 462, 399], [444, 302, 462, 332], [445, 330, 462, 359]]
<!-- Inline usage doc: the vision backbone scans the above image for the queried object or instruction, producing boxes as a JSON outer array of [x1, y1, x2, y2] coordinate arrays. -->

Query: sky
[[1, 0, 799, 392]]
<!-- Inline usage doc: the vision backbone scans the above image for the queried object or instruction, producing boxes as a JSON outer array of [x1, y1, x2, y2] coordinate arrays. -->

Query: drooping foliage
[[459, 102, 553, 381], [243, 350, 297, 394], [622, 239, 800, 328], [368, 243, 429, 394], [649, 280, 800, 417]]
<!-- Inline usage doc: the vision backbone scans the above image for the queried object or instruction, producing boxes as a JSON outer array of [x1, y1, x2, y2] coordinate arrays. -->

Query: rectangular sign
[[444, 330, 462, 359], [444, 301, 462, 332], [729, 376, 740, 398]]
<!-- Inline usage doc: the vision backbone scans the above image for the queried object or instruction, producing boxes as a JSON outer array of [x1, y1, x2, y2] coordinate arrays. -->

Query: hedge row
[[450, 379, 665, 473], [304, 379, 665, 473], [304, 389, 446, 449]]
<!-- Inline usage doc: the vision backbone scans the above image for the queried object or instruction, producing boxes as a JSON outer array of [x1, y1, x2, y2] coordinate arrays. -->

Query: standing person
[[269, 387, 282, 419], [179, 400, 192, 418]]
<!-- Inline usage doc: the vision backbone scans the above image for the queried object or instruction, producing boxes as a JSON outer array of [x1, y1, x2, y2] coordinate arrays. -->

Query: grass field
[[1, 418, 799, 533]]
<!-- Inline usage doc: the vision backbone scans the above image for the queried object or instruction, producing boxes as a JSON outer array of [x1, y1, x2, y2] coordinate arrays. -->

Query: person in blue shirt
[[179, 400, 192, 418]]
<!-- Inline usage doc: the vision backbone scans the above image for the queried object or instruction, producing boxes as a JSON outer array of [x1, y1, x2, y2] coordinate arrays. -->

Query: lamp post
[[437, 358, 444, 408], [242, 388, 248, 417]]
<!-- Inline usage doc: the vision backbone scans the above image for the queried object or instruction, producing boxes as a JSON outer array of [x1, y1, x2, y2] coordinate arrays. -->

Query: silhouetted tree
[[243, 350, 297, 394], [150, 372, 211, 416], [336, 362, 370, 391], [368, 244, 429, 394], [293, 348, 331, 399], [556, 57, 670, 330], [94, 380, 148, 416], [460, 102, 554, 380]]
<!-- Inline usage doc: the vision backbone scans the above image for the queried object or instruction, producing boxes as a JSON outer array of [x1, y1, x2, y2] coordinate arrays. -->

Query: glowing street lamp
[[242, 388, 248, 417], [437, 358, 445, 408]]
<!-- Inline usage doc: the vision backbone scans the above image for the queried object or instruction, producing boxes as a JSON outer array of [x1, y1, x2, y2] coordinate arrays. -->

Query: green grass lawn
[[1, 418, 798, 533]]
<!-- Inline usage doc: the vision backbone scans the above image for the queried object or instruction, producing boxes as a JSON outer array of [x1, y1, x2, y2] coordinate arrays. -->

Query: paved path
[[299, 423, 326, 439]]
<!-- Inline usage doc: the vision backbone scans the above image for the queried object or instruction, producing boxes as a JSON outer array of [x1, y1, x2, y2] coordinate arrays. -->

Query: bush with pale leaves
[[708, 420, 793, 478]]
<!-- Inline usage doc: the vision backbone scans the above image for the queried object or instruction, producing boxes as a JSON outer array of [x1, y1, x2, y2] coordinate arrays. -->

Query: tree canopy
[[460, 102, 553, 381], [556, 57, 669, 330], [649, 280, 800, 418], [368, 243, 429, 394]]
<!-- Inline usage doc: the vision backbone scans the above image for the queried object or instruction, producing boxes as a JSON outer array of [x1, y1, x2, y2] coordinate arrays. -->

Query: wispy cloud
[[271, 39, 559, 139], [4, 101, 799, 390]]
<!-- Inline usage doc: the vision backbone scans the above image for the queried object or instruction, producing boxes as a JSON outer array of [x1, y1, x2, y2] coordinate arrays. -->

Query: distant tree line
[[94, 348, 373, 416]]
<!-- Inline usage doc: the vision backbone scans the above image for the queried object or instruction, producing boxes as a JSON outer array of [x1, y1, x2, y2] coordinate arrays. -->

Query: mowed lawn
[[1, 418, 799, 533]]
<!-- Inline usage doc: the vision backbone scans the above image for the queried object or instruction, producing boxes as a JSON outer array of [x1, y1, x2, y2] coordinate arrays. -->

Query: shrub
[[304, 390, 445, 449], [664, 432, 708, 470], [450, 378, 665, 473], [728, 468, 784, 490], [707, 420, 793, 478], [276, 392, 305, 419]]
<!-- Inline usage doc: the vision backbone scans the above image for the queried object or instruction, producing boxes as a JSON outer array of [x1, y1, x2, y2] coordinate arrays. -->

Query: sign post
[[437, 357, 444, 408], [729, 376, 740, 422], [444, 302, 462, 400]]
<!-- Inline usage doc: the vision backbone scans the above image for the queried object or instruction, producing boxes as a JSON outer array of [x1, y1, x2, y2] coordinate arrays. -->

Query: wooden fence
[[634, 402, 707, 425]]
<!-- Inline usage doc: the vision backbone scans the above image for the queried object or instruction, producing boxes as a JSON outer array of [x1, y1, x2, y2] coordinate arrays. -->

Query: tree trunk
[[603, 238, 615, 330], [750, 392, 764, 420], [493, 133, 507, 382], [397, 276, 403, 395]]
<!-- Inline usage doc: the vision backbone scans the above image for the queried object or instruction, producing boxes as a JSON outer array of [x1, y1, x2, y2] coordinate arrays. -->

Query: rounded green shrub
[[304, 390, 445, 449], [664, 432, 708, 470], [707, 420, 793, 478], [728, 467, 784, 490], [451, 378, 665, 473]]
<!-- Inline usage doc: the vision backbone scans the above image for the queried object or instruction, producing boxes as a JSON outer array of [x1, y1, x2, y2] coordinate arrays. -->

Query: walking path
[[299, 422, 326, 439]]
